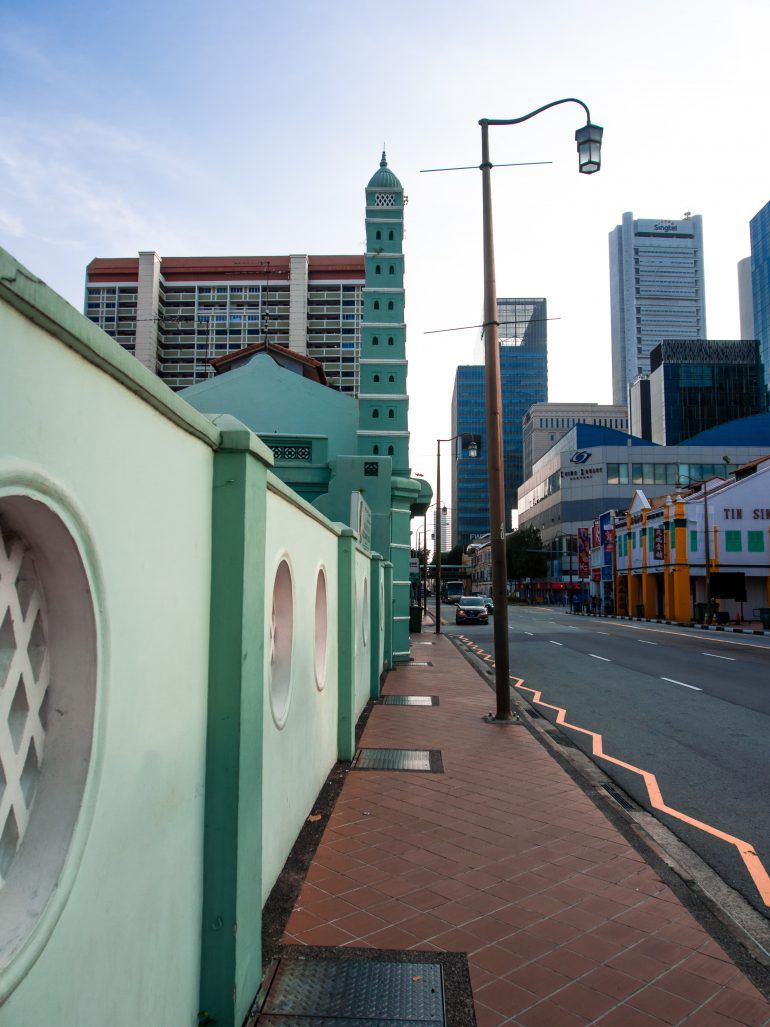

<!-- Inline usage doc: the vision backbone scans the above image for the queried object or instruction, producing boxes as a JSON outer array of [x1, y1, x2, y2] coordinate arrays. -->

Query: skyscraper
[[85, 253, 366, 394], [649, 339, 765, 445], [749, 201, 770, 398], [451, 298, 547, 548], [609, 212, 706, 404]]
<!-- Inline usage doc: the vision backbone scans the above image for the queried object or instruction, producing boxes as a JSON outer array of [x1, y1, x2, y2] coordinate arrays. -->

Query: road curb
[[446, 631, 770, 999], [567, 611, 769, 635]]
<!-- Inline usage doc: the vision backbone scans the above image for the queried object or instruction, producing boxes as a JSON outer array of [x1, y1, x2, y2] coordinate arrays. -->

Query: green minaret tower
[[357, 150, 428, 663], [357, 151, 409, 474]]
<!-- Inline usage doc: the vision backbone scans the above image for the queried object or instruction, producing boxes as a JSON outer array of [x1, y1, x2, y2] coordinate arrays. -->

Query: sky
[[2, 0, 769, 544]]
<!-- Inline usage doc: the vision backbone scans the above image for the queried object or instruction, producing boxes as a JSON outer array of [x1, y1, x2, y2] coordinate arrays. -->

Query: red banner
[[591, 568, 601, 582], [577, 528, 590, 579], [591, 523, 600, 549], [603, 526, 615, 552], [653, 526, 665, 560]]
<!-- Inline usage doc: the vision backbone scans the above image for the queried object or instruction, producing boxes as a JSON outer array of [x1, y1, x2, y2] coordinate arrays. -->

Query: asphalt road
[[442, 603, 770, 919]]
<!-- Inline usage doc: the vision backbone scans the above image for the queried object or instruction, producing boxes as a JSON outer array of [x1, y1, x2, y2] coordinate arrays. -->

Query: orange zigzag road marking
[[461, 640, 770, 906]]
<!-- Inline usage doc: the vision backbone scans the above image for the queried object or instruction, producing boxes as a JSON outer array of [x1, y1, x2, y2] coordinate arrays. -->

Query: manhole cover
[[379, 695, 438, 706], [354, 748, 441, 772], [258, 957, 445, 1025]]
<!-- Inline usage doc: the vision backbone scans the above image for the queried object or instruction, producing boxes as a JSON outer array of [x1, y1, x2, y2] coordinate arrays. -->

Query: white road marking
[[524, 631, 534, 636], [701, 652, 736, 661], [596, 631, 610, 635], [602, 621, 770, 652], [550, 640, 563, 646], [589, 654, 611, 662], [637, 640, 658, 645], [661, 677, 702, 691]]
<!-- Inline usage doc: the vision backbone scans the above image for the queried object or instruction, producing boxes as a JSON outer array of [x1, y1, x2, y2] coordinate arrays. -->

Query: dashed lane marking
[[598, 620, 770, 652], [702, 653, 736, 661], [637, 640, 658, 645], [589, 654, 611, 662], [550, 641, 563, 646], [661, 677, 702, 691], [524, 631, 534, 636], [455, 635, 770, 907]]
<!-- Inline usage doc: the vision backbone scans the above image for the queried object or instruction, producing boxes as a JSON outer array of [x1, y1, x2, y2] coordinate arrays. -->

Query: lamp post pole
[[435, 436, 478, 634], [477, 99, 602, 723], [423, 512, 428, 614]]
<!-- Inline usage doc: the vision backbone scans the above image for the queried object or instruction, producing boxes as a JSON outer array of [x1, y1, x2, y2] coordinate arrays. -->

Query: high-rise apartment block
[[85, 253, 365, 393], [522, 403, 628, 479], [649, 339, 765, 445], [749, 201, 770, 398], [609, 212, 706, 404], [451, 298, 547, 548]]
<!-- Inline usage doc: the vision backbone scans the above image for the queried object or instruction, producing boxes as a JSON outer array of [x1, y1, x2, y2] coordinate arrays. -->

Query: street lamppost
[[435, 435, 478, 634], [479, 98, 602, 723]]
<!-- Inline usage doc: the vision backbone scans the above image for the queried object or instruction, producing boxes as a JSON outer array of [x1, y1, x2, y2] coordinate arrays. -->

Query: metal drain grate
[[602, 783, 639, 812], [379, 695, 438, 706], [258, 956, 445, 1025], [526, 708, 542, 718], [547, 731, 578, 748], [354, 748, 443, 772]]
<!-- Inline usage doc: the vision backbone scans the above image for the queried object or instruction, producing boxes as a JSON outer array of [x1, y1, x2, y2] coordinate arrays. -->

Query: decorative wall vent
[[0, 524, 49, 886], [363, 462, 379, 477], [268, 443, 311, 461], [0, 495, 97, 980]]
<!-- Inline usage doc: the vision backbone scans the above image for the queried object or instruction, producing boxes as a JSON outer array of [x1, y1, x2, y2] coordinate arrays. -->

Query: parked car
[[455, 596, 489, 625]]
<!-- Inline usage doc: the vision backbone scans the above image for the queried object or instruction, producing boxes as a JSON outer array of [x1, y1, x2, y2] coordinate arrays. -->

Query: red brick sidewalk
[[282, 634, 770, 1025]]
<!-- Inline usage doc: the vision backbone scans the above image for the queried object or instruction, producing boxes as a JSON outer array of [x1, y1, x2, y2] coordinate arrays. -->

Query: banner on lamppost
[[591, 523, 600, 549], [603, 526, 615, 552], [577, 528, 590, 578], [653, 527, 665, 561]]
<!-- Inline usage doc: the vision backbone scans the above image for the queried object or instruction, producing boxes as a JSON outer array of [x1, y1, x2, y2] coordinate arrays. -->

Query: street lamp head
[[467, 440, 478, 459], [442, 505, 447, 514], [575, 122, 603, 174]]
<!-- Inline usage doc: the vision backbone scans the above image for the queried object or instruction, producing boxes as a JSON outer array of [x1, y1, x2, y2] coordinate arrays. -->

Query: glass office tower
[[609, 213, 706, 404], [749, 202, 770, 401], [451, 298, 547, 548], [649, 339, 766, 445]]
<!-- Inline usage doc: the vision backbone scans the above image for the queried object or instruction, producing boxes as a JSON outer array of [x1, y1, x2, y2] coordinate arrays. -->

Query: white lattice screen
[[0, 524, 49, 887]]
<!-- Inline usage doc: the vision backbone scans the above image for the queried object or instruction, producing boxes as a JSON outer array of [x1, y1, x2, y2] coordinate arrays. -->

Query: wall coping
[[0, 247, 221, 450]]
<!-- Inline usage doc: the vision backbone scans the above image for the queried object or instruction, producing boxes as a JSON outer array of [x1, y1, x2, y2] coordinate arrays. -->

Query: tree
[[506, 527, 548, 579], [430, 541, 465, 569]]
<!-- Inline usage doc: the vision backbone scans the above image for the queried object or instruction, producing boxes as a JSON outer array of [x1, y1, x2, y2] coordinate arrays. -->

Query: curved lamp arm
[[480, 97, 591, 128]]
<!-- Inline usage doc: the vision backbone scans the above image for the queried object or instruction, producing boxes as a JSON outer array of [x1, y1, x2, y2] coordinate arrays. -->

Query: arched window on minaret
[[388, 409, 395, 419], [388, 230, 394, 240], [373, 445, 379, 454], [373, 373, 380, 382], [373, 336, 379, 345], [374, 300, 380, 310], [375, 265, 381, 275], [375, 230, 381, 240], [388, 445, 394, 456], [387, 336, 394, 346], [373, 408, 379, 418], [388, 374, 395, 382], [388, 301, 394, 310], [389, 265, 395, 275]]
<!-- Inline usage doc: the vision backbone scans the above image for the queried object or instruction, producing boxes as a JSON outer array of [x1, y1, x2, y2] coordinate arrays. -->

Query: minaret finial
[[380, 146, 387, 168]]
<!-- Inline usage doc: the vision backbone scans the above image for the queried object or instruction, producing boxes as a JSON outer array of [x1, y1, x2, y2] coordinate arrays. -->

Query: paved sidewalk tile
[[281, 633, 770, 1026]]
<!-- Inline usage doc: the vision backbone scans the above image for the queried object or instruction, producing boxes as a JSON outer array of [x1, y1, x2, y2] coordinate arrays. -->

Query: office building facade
[[738, 256, 755, 340], [628, 375, 652, 440], [451, 298, 547, 548], [522, 402, 628, 479], [85, 253, 365, 393], [649, 339, 765, 445], [609, 212, 706, 404], [749, 202, 770, 398]]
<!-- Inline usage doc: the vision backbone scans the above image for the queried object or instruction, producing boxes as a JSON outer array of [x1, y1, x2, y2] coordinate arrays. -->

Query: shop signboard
[[653, 527, 665, 561], [577, 528, 591, 578]]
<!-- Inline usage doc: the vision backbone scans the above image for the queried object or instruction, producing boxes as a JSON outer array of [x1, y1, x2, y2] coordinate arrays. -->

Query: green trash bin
[[694, 602, 708, 624], [758, 608, 770, 629], [409, 605, 423, 633]]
